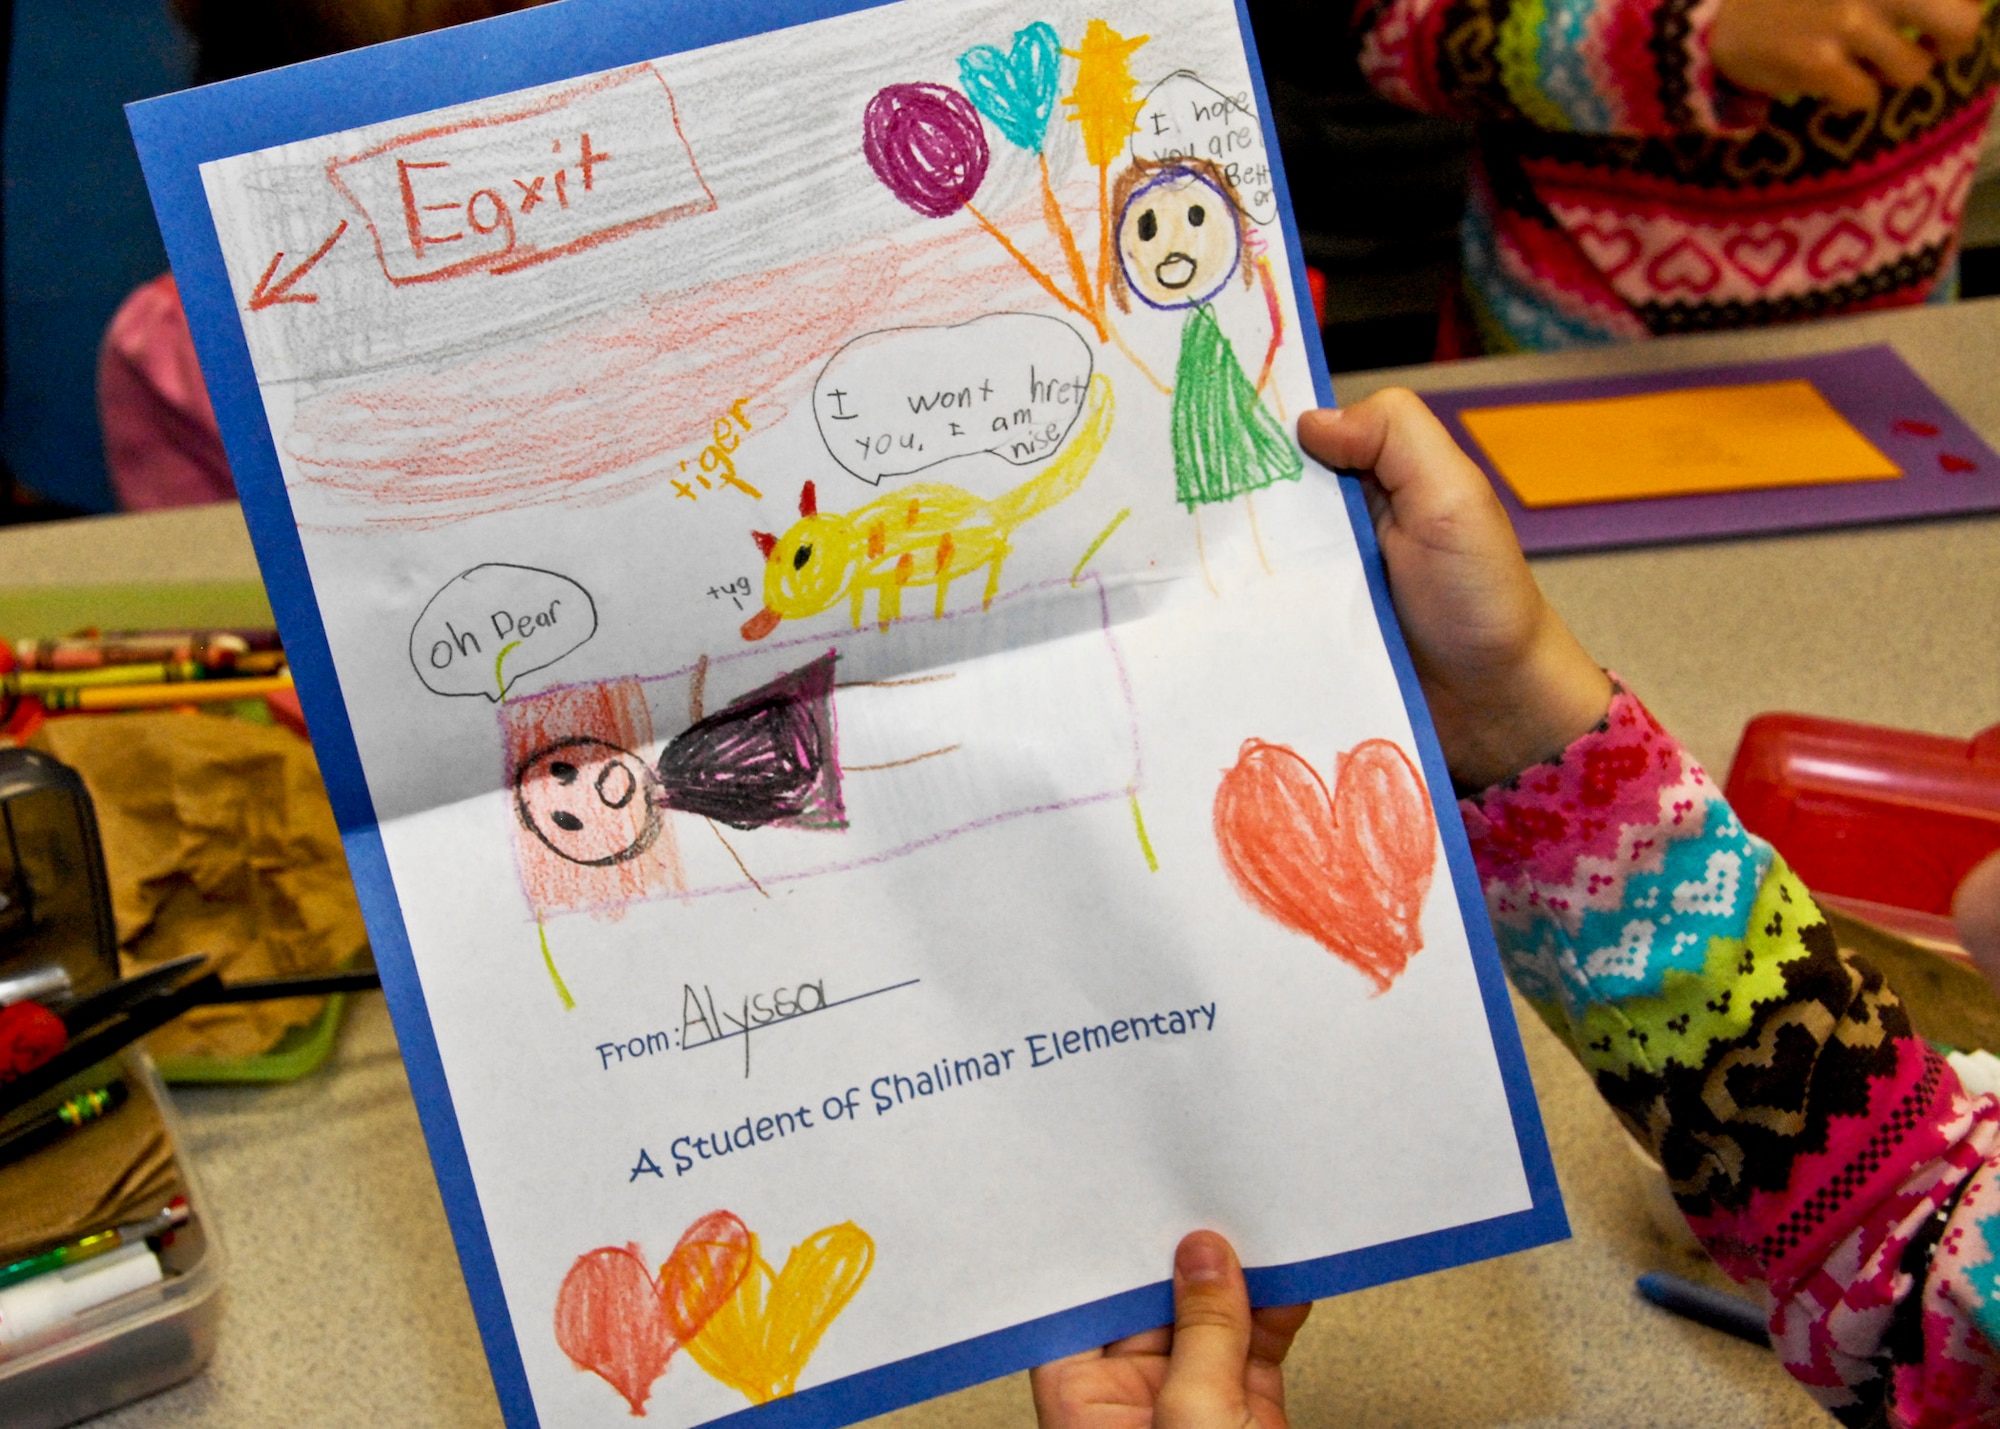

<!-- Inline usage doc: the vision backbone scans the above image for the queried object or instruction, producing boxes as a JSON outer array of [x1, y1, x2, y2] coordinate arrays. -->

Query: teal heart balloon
[[957, 21, 1063, 154]]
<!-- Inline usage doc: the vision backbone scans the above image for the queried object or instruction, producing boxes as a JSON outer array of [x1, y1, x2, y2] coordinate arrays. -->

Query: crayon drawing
[[516, 651, 847, 867], [554, 1210, 756, 1416], [742, 373, 1113, 640], [1212, 738, 1438, 993], [158, 0, 1563, 1424], [1110, 159, 1298, 581], [863, 18, 1149, 344], [685, 1221, 876, 1406], [503, 575, 1145, 922]]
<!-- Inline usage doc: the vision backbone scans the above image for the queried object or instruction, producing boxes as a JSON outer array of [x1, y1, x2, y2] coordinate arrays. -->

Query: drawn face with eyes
[[1116, 168, 1240, 311], [515, 737, 662, 866]]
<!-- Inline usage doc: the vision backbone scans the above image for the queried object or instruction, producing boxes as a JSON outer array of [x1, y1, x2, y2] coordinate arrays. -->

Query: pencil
[[39, 672, 294, 712]]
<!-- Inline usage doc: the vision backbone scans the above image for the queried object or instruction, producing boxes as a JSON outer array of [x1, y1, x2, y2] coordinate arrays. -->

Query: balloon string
[[964, 203, 1099, 332], [1037, 153, 1104, 340]]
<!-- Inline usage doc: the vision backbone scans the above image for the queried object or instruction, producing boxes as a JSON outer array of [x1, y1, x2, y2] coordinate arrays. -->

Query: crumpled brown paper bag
[[31, 711, 368, 1061]]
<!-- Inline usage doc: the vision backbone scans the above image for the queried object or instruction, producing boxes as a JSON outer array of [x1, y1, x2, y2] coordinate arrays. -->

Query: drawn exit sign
[[328, 63, 715, 285]]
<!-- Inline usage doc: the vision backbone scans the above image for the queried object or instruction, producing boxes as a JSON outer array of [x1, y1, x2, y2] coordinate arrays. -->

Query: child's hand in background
[[1297, 391, 1611, 792], [1958, 851, 2000, 993], [1709, 0, 1983, 112]]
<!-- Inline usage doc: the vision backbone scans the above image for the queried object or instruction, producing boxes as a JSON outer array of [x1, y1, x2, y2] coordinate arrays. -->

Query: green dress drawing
[[1169, 302, 1302, 511]]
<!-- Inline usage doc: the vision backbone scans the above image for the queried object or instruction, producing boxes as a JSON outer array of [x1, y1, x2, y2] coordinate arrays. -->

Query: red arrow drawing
[[248, 220, 348, 311]]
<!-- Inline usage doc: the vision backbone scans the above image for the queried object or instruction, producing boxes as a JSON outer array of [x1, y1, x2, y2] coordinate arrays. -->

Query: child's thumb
[[1156, 1232, 1253, 1429]]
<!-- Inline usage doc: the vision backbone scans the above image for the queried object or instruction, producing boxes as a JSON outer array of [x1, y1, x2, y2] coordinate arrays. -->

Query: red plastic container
[[1724, 714, 2000, 947]]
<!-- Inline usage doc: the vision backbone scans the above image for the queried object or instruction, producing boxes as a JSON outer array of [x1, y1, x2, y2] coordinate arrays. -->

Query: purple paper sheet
[[1418, 345, 2000, 554]]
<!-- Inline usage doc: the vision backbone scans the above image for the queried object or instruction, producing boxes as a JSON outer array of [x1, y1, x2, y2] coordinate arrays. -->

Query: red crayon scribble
[[554, 1245, 677, 1417], [1892, 418, 1941, 437], [286, 214, 1058, 529], [553, 1212, 753, 1417], [501, 677, 681, 917], [248, 220, 348, 311], [1212, 738, 1437, 993], [1941, 452, 1978, 472]]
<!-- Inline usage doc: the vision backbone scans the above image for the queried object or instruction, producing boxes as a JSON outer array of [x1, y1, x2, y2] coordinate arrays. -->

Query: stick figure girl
[[1109, 158, 1300, 579]]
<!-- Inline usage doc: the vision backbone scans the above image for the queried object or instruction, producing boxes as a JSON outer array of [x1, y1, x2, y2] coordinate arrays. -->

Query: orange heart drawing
[[686, 1222, 876, 1404], [554, 1210, 753, 1416], [1213, 738, 1438, 992]]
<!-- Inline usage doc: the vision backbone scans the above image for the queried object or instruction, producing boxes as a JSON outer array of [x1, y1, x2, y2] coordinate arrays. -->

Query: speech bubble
[[812, 313, 1093, 485], [1129, 71, 1277, 227], [409, 564, 598, 701]]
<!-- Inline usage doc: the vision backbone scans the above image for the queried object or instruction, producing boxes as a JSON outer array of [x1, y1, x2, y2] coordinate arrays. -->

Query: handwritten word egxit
[[329, 63, 715, 285]]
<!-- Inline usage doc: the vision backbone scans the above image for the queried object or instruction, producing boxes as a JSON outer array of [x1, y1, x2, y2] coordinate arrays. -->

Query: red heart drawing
[[555, 1211, 753, 1416], [1213, 738, 1438, 993], [1645, 237, 1722, 295], [1723, 228, 1798, 287], [1893, 418, 1941, 437], [1941, 452, 1978, 473]]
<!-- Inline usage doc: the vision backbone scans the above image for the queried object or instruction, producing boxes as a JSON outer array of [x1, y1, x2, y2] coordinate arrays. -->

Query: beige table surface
[[8, 297, 1997, 1428]]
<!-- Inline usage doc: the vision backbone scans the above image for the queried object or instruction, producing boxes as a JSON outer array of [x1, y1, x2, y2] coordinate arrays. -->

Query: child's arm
[[1301, 393, 2000, 1423], [1354, 0, 1983, 138]]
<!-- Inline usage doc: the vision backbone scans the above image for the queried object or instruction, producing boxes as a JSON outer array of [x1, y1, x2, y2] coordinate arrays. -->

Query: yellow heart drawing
[[685, 1222, 875, 1404]]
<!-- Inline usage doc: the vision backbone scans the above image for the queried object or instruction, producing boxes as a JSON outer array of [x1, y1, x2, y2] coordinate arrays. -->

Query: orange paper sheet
[[1458, 379, 1902, 509]]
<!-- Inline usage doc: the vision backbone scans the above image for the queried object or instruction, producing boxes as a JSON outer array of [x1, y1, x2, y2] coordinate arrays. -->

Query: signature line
[[687, 976, 923, 1053]]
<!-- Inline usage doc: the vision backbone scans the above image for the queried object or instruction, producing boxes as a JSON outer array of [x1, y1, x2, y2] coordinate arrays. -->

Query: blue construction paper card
[[128, 3, 1566, 1425]]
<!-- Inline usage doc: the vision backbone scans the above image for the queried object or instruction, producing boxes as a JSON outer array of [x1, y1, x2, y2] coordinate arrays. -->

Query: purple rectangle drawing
[[1417, 345, 2000, 554]]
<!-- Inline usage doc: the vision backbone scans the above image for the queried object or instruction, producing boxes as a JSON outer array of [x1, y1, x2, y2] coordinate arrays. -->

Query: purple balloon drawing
[[863, 83, 990, 219]]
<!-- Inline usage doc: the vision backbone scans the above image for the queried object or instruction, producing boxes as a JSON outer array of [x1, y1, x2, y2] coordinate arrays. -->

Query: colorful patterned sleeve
[[1457, 682, 2000, 1425], [1353, 0, 1759, 137]]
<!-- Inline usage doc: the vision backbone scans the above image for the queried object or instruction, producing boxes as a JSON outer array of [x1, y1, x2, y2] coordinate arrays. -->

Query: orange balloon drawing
[[1213, 738, 1437, 992], [553, 1210, 753, 1416]]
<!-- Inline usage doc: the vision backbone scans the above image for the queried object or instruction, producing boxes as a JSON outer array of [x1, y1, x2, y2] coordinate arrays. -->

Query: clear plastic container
[[0, 1048, 225, 1428]]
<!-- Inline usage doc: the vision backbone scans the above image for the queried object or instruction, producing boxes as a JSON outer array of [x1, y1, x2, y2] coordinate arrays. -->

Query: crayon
[[40, 671, 293, 712], [12, 631, 268, 672], [4, 661, 206, 695]]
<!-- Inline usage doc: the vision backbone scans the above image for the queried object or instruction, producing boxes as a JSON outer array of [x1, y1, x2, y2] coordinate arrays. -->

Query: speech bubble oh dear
[[410, 564, 598, 701]]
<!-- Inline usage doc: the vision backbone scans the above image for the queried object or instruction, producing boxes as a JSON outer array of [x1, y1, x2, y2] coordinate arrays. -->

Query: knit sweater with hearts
[[1355, 0, 2000, 352], [1460, 683, 2000, 1425]]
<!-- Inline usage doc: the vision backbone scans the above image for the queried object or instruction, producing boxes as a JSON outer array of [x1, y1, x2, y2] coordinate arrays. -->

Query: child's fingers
[[1885, 0, 1984, 55], [1298, 390, 1481, 502], [1844, 15, 1940, 86], [1154, 1232, 1254, 1429], [1299, 390, 1519, 561], [1247, 1301, 1312, 1370]]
